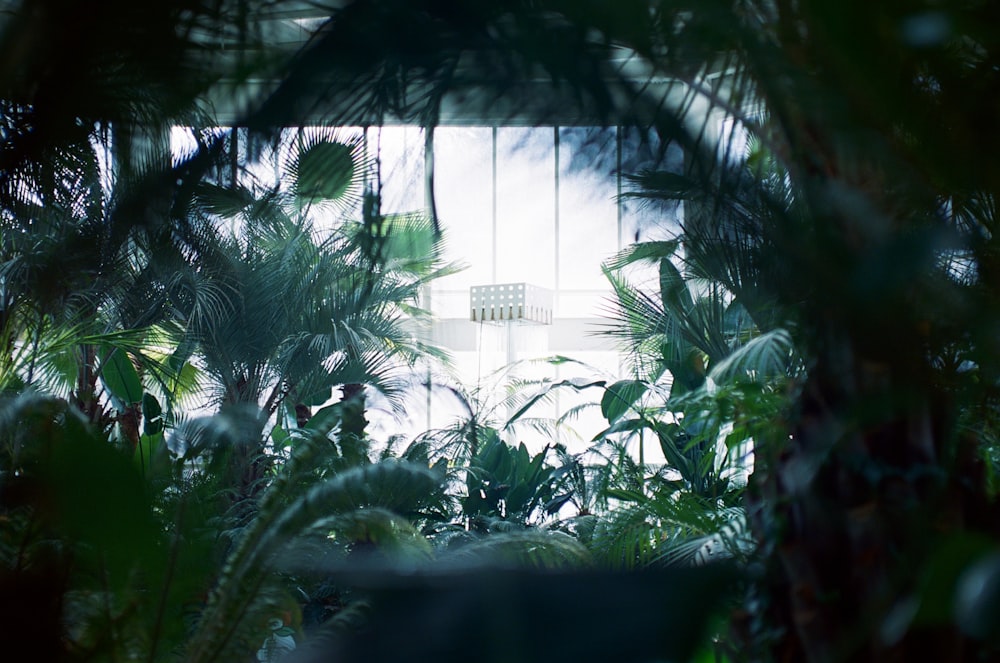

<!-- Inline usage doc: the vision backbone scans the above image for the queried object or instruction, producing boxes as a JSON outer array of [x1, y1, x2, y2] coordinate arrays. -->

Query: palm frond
[[188, 458, 444, 663], [285, 128, 369, 217], [442, 529, 592, 571], [311, 507, 436, 561], [590, 488, 749, 571], [707, 327, 797, 385]]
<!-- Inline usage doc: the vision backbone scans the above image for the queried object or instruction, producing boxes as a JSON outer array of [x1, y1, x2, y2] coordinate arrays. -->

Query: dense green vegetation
[[3, 1, 1000, 661]]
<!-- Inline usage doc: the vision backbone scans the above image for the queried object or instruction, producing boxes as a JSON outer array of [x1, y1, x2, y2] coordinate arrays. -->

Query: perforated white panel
[[470, 283, 553, 324]]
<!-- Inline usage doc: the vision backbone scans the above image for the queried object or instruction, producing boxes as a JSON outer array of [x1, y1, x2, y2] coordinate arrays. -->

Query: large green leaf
[[141, 392, 163, 436], [305, 402, 343, 436], [134, 431, 165, 478], [38, 410, 159, 585], [99, 348, 143, 406], [708, 327, 796, 384], [659, 256, 695, 316], [652, 421, 700, 492], [600, 380, 648, 424], [270, 424, 289, 448]]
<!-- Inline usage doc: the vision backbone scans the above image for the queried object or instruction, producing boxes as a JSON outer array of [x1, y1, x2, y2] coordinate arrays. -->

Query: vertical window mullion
[[553, 125, 561, 445], [491, 125, 498, 283], [554, 126, 560, 304], [616, 125, 623, 251]]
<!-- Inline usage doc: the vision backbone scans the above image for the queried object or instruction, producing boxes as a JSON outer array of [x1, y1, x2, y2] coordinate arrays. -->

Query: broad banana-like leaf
[[707, 327, 795, 384], [600, 379, 648, 424], [99, 347, 143, 407], [141, 392, 163, 436]]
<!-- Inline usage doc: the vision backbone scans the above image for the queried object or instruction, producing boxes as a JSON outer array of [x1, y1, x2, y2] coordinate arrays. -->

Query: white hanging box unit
[[470, 283, 553, 324]]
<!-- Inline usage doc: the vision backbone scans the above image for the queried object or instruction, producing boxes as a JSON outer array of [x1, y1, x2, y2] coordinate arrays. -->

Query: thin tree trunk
[[338, 382, 368, 464]]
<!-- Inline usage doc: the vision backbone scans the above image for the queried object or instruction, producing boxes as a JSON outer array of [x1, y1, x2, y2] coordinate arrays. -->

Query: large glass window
[[171, 123, 685, 453], [495, 127, 556, 289], [557, 126, 619, 315], [432, 127, 494, 318], [369, 125, 425, 214]]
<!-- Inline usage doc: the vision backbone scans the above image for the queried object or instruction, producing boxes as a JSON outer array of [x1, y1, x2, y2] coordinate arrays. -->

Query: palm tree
[[159, 129, 453, 527], [185, 129, 453, 411], [0, 113, 201, 464]]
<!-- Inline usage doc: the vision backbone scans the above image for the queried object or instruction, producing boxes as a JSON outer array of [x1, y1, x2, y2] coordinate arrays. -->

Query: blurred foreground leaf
[[289, 564, 740, 663]]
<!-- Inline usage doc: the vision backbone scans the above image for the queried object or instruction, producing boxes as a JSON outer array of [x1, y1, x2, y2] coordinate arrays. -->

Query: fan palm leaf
[[187, 459, 446, 663], [442, 529, 592, 571]]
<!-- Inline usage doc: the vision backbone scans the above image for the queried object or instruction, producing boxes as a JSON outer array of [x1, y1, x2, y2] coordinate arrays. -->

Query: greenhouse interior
[[3, 2, 1000, 662]]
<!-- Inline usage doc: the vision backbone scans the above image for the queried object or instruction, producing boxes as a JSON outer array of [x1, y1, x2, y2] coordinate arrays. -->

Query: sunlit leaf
[[100, 348, 143, 407]]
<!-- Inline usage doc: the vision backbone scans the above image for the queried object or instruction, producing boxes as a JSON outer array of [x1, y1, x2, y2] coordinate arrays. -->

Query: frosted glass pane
[[556, 291, 608, 318], [370, 126, 424, 214], [427, 290, 473, 320], [427, 354, 480, 430], [558, 127, 618, 291], [496, 128, 556, 288], [433, 127, 493, 291], [242, 127, 278, 189], [620, 127, 684, 242]]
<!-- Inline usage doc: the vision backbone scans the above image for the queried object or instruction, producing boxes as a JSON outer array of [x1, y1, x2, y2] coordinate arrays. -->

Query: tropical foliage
[[4, 0, 1000, 662]]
